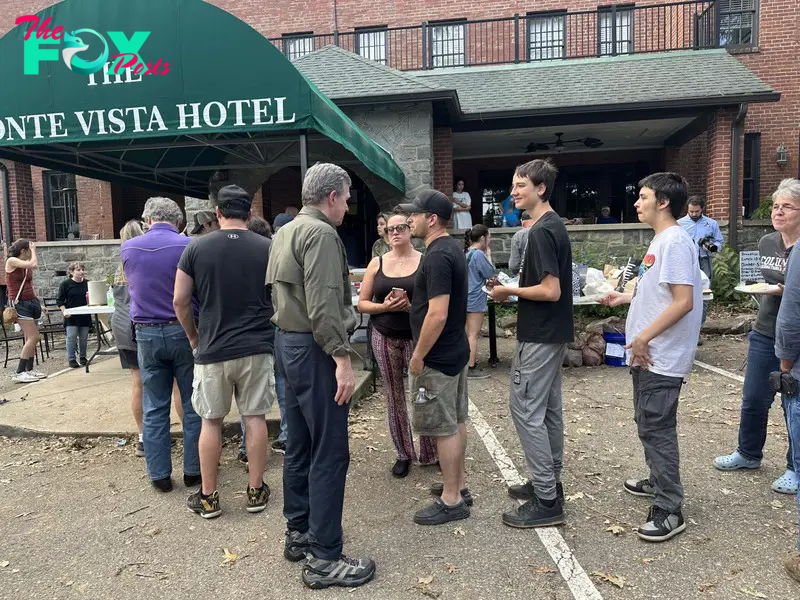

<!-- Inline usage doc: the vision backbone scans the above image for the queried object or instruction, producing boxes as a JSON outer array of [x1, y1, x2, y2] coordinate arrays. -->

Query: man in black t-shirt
[[398, 189, 471, 527], [174, 185, 273, 519], [489, 159, 574, 529]]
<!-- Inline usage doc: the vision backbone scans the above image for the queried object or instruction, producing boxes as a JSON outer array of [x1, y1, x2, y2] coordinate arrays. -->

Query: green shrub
[[748, 196, 773, 220], [711, 246, 741, 303]]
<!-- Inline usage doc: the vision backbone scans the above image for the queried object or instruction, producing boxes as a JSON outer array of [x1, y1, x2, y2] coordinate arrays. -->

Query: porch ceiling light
[[776, 145, 788, 167]]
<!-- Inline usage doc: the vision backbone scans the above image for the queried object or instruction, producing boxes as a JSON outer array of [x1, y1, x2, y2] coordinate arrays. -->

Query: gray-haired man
[[267, 163, 375, 589]]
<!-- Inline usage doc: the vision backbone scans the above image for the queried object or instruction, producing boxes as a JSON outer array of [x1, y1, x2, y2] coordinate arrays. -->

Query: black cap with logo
[[397, 189, 453, 221]]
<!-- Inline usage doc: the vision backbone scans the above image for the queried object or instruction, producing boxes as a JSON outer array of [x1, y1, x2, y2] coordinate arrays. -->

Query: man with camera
[[678, 196, 724, 332]]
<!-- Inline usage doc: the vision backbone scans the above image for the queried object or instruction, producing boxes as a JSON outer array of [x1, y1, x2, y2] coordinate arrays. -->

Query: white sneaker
[[28, 369, 47, 380], [12, 372, 40, 383]]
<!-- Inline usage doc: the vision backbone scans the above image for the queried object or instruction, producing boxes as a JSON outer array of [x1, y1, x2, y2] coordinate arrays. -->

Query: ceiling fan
[[525, 132, 604, 153]]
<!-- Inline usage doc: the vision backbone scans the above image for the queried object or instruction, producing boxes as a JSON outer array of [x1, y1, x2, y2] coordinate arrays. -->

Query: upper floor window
[[599, 6, 634, 55], [43, 171, 79, 241], [283, 33, 314, 61], [719, 0, 758, 46], [356, 27, 387, 64], [430, 21, 465, 68], [527, 12, 566, 61]]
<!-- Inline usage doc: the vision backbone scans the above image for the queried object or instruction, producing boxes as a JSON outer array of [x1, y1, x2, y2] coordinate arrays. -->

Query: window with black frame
[[283, 33, 314, 61], [43, 171, 79, 241], [527, 12, 566, 60], [356, 27, 387, 64], [719, 0, 758, 47], [598, 6, 634, 56], [743, 133, 761, 217], [430, 21, 465, 68]]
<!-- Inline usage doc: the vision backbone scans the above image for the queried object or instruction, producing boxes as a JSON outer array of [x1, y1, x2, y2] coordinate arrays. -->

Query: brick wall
[[2, 161, 36, 241], [433, 127, 453, 195], [665, 132, 708, 199], [76, 177, 114, 239]]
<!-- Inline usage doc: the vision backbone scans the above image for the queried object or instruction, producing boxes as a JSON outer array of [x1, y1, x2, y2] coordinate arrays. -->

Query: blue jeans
[[240, 358, 286, 453], [738, 331, 793, 470], [784, 391, 800, 550], [136, 324, 200, 481], [65, 325, 89, 361], [699, 256, 712, 326]]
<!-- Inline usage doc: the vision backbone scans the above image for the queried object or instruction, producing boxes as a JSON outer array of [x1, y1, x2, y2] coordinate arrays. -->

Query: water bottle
[[414, 387, 429, 405], [106, 287, 114, 307]]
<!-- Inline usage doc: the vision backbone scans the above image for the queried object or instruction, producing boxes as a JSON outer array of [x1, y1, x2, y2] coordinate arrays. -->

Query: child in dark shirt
[[57, 261, 91, 368]]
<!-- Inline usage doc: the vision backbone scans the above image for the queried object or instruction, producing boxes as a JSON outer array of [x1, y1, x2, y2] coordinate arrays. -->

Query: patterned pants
[[370, 327, 438, 464]]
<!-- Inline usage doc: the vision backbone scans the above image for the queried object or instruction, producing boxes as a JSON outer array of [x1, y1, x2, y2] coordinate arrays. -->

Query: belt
[[134, 320, 180, 329]]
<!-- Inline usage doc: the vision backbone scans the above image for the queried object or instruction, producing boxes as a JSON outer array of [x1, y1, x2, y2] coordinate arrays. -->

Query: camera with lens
[[699, 234, 718, 253]]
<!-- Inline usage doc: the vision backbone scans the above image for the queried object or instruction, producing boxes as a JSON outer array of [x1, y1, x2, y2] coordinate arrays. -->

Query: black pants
[[276, 330, 350, 560]]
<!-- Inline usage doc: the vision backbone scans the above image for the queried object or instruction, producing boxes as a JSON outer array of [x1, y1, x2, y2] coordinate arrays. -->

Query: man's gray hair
[[773, 178, 800, 205], [141, 197, 184, 227], [301, 163, 351, 206]]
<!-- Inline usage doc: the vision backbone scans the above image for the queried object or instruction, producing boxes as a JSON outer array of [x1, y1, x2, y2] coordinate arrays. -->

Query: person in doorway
[[358, 213, 438, 478], [464, 224, 496, 380], [508, 211, 532, 275], [452, 179, 473, 230], [678, 196, 723, 336], [597, 206, 619, 224], [121, 197, 201, 493], [398, 190, 471, 526], [488, 159, 573, 529], [176, 185, 273, 519], [273, 212, 294, 231], [5, 239, 46, 383], [57, 261, 90, 369], [501, 194, 522, 227], [714, 179, 800, 494], [268, 163, 375, 589], [189, 211, 220, 236], [285, 206, 299, 218], [371, 212, 391, 258], [601, 172, 701, 543]]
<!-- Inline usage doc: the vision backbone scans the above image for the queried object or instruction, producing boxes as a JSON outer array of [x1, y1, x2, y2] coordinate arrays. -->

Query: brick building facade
[[0, 0, 796, 261]]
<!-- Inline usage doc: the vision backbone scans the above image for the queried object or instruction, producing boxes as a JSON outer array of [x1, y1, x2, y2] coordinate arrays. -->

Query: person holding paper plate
[[714, 178, 800, 494]]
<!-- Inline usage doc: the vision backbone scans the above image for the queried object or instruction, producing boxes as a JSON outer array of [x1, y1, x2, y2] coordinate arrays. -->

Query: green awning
[[0, 0, 405, 196]]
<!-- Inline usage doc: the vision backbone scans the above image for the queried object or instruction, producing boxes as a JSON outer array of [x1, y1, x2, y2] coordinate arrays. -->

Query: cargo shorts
[[191, 353, 275, 420], [408, 365, 468, 437]]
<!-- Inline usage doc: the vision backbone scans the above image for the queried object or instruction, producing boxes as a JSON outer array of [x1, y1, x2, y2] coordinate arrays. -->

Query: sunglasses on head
[[385, 224, 409, 234]]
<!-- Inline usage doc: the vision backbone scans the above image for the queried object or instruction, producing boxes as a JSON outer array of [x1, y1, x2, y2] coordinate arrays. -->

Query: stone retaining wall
[[31, 240, 122, 301]]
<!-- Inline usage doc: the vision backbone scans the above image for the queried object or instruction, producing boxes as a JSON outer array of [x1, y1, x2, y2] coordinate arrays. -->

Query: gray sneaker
[[623, 477, 656, 497], [284, 530, 311, 562], [302, 554, 376, 589], [637, 506, 686, 542], [467, 366, 490, 380]]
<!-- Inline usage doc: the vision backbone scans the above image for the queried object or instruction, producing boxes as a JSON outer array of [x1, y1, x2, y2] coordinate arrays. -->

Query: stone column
[[1, 161, 37, 243]]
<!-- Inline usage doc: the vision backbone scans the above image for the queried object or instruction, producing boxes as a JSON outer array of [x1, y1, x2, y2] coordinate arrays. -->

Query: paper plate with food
[[734, 282, 782, 295]]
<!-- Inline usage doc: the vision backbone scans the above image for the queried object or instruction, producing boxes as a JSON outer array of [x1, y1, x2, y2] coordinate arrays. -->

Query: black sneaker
[[623, 477, 656, 497], [502, 498, 564, 529], [284, 530, 312, 562], [68, 360, 80, 369], [271, 440, 286, 455], [237, 451, 248, 465], [79, 357, 87, 367], [134, 440, 145, 457], [467, 366, 490, 380], [637, 506, 686, 542], [508, 480, 564, 503], [186, 489, 222, 519], [392, 459, 411, 478], [302, 554, 376, 589], [429, 482, 474, 506], [151, 477, 173, 493], [246, 482, 270, 513], [413, 498, 470, 526], [184, 473, 202, 487]]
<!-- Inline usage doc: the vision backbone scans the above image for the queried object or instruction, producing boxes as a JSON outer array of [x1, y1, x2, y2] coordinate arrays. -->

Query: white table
[[63, 305, 116, 372]]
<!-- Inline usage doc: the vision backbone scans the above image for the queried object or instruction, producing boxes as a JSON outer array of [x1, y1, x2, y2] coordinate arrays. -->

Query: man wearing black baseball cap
[[398, 189, 471, 526]]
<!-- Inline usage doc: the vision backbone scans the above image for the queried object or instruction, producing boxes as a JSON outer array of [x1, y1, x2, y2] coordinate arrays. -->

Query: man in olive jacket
[[267, 163, 375, 590]]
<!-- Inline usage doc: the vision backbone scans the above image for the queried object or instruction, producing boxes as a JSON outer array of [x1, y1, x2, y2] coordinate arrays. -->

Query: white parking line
[[468, 399, 604, 600], [693, 359, 745, 383]]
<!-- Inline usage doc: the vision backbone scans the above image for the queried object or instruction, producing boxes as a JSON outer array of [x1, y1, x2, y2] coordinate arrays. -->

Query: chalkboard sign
[[739, 251, 765, 284]]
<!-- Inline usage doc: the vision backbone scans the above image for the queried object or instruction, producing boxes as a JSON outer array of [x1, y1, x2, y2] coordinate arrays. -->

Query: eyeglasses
[[772, 204, 800, 213], [385, 224, 410, 234]]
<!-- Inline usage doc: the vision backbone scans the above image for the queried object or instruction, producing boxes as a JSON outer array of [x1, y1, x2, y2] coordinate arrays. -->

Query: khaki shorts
[[191, 353, 275, 420], [408, 365, 468, 437]]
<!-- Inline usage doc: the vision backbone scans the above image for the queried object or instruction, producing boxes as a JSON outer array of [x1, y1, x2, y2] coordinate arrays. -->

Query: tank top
[[371, 255, 416, 340], [6, 267, 36, 302]]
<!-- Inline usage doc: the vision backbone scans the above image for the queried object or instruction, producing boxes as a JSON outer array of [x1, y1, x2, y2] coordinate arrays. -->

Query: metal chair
[[1, 322, 25, 368]]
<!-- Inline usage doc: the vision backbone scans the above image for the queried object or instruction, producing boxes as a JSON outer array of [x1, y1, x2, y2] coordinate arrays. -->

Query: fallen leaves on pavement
[[414, 575, 441, 598], [530, 566, 556, 575], [738, 589, 768, 599], [452, 526, 465, 537], [565, 492, 584, 502], [605, 524, 625, 536], [590, 571, 626, 588]]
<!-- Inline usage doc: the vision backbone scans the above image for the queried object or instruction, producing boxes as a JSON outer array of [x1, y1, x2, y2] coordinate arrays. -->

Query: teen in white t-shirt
[[452, 179, 473, 230], [601, 172, 702, 545]]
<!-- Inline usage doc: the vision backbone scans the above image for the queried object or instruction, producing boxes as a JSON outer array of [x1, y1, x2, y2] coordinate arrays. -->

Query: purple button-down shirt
[[120, 223, 194, 324]]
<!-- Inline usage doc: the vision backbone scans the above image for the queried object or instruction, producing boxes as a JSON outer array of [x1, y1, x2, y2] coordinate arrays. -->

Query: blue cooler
[[603, 332, 627, 367]]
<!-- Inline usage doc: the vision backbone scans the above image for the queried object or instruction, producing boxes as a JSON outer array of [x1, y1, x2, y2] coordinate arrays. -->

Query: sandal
[[771, 469, 799, 494], [713, 451, 761, 471]]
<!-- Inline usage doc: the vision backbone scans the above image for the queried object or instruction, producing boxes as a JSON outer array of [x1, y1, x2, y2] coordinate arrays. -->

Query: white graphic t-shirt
[[626, 225, 703, 378]]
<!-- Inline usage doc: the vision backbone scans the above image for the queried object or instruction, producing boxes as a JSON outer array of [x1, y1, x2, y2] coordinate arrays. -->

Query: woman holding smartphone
[[358, 212, 437, 478]]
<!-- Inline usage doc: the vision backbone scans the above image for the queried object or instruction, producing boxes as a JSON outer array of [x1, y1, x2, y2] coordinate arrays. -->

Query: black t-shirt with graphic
[[517, 211, 575, 344], [754, 232, 792, 338], [409, 235, 469, 376], [178, 229, 274, 364]]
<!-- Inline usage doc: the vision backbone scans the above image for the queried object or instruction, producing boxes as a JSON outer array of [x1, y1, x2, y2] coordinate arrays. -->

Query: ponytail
[[464, 230, 472, 252], [465, 224, 489, 252]]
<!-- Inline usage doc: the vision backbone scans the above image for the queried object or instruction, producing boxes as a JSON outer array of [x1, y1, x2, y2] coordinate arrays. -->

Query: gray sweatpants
[[632, 367, 684, 513], [509, 342, 566, 502]]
